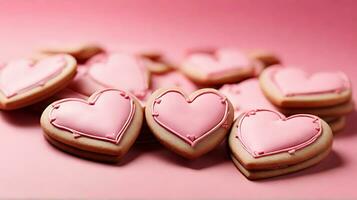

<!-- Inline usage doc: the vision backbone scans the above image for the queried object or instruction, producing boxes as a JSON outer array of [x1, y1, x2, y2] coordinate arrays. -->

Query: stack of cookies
[[259, 65, 354, 133], [219, 74, 354, 134], [0, 43, 351, 180], [228, 109, 333, 180], [219, 67, 352, 179]]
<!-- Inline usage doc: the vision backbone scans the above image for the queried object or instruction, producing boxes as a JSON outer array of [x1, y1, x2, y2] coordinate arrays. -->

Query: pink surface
[[49, 89, 135, 143], [268, 66, 350, 96], [237, 110, 321, 158], [151, 89, 228, 146], [0, 0, 357, 199]]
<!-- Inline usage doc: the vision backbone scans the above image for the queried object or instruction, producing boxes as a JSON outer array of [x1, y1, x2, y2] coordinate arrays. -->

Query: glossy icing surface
[[152, 89, 229, 146], [237, 109, 322, 158], [269, 66, 350, 96], [0, 55, 66, 98], [49, 89, 135, 143], [87, 53, 149, 99], [220, 78, 276, 118]]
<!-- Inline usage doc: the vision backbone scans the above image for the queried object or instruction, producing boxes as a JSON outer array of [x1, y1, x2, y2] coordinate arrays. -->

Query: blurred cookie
[[328, 116, 346, 134], [219, 78, 277, 119], [279, 100, 354, 117], [68, 53, 151, 102], [247, 49, 281, 75], [151, 70, 198, 93], [117, 45, 174, 74], [221, 78, 354, 119], [40, 43, 104, 63], [260, 65, 352, 108], [180, 48, 258, 86], [0, 55, 77, 110]]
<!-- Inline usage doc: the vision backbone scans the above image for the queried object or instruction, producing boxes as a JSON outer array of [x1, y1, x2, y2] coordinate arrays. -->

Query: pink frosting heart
[[183, 48, 252, 77], [151, 90, 229, 146], [0, 55, 66, 98], [49, 89, 135, 143], [269, 66, 350, 96], [220, 78, 276, 119], [87, 53, 149, 99], [237, 109, 322, 158]]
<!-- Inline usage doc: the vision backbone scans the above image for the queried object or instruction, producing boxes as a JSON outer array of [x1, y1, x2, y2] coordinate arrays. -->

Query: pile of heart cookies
[[0, 43, 353, 180]]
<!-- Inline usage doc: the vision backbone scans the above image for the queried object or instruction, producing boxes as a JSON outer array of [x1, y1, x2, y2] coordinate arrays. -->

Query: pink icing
[[151, 89, 229, 146], [85, 53, 107, 65], [237, 109, 322, 158], [151, 71, 198, 93], [87, 53, 149, 99], [269, 66, 350, 96], [67, 65, 103, 96], [0, 55, 66, 98], [219, 78, 276, 119], [183, 48, 253, 77], [49, 89, 135, 144]]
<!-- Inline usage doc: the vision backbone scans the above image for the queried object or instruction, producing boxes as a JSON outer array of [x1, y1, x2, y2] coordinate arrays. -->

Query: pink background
[[0, 0, 357, 199]]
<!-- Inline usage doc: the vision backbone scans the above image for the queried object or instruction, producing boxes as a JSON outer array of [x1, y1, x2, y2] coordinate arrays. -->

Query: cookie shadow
[[155, 141, 231, 170], [0, 108, 40, 127], [116, 141, 161, 166], [42, 135, 145, 167], [258, 150, 344, 182], [335, 110, 357, 138]]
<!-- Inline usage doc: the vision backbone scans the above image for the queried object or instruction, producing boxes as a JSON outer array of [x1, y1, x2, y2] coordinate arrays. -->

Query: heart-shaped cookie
[[69, 53, 151, 101], [229, 109, 333, 179], [40, 42, 104, 63], [237, 110, 322, 157], [41, 89, 143, 162], [151, 71, 198, 93], [116, 45, 174, 74], [220, 78, 354, 119], [145, 88, 234, 159], [327, 116, 346, 134], [219, 78, 277, 119], [247, 49, 281, 75], [0, 55, 77, 110], [180, 48, 256, 85], [260, 66, 352, 108], [88, 53, 150, 97]]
